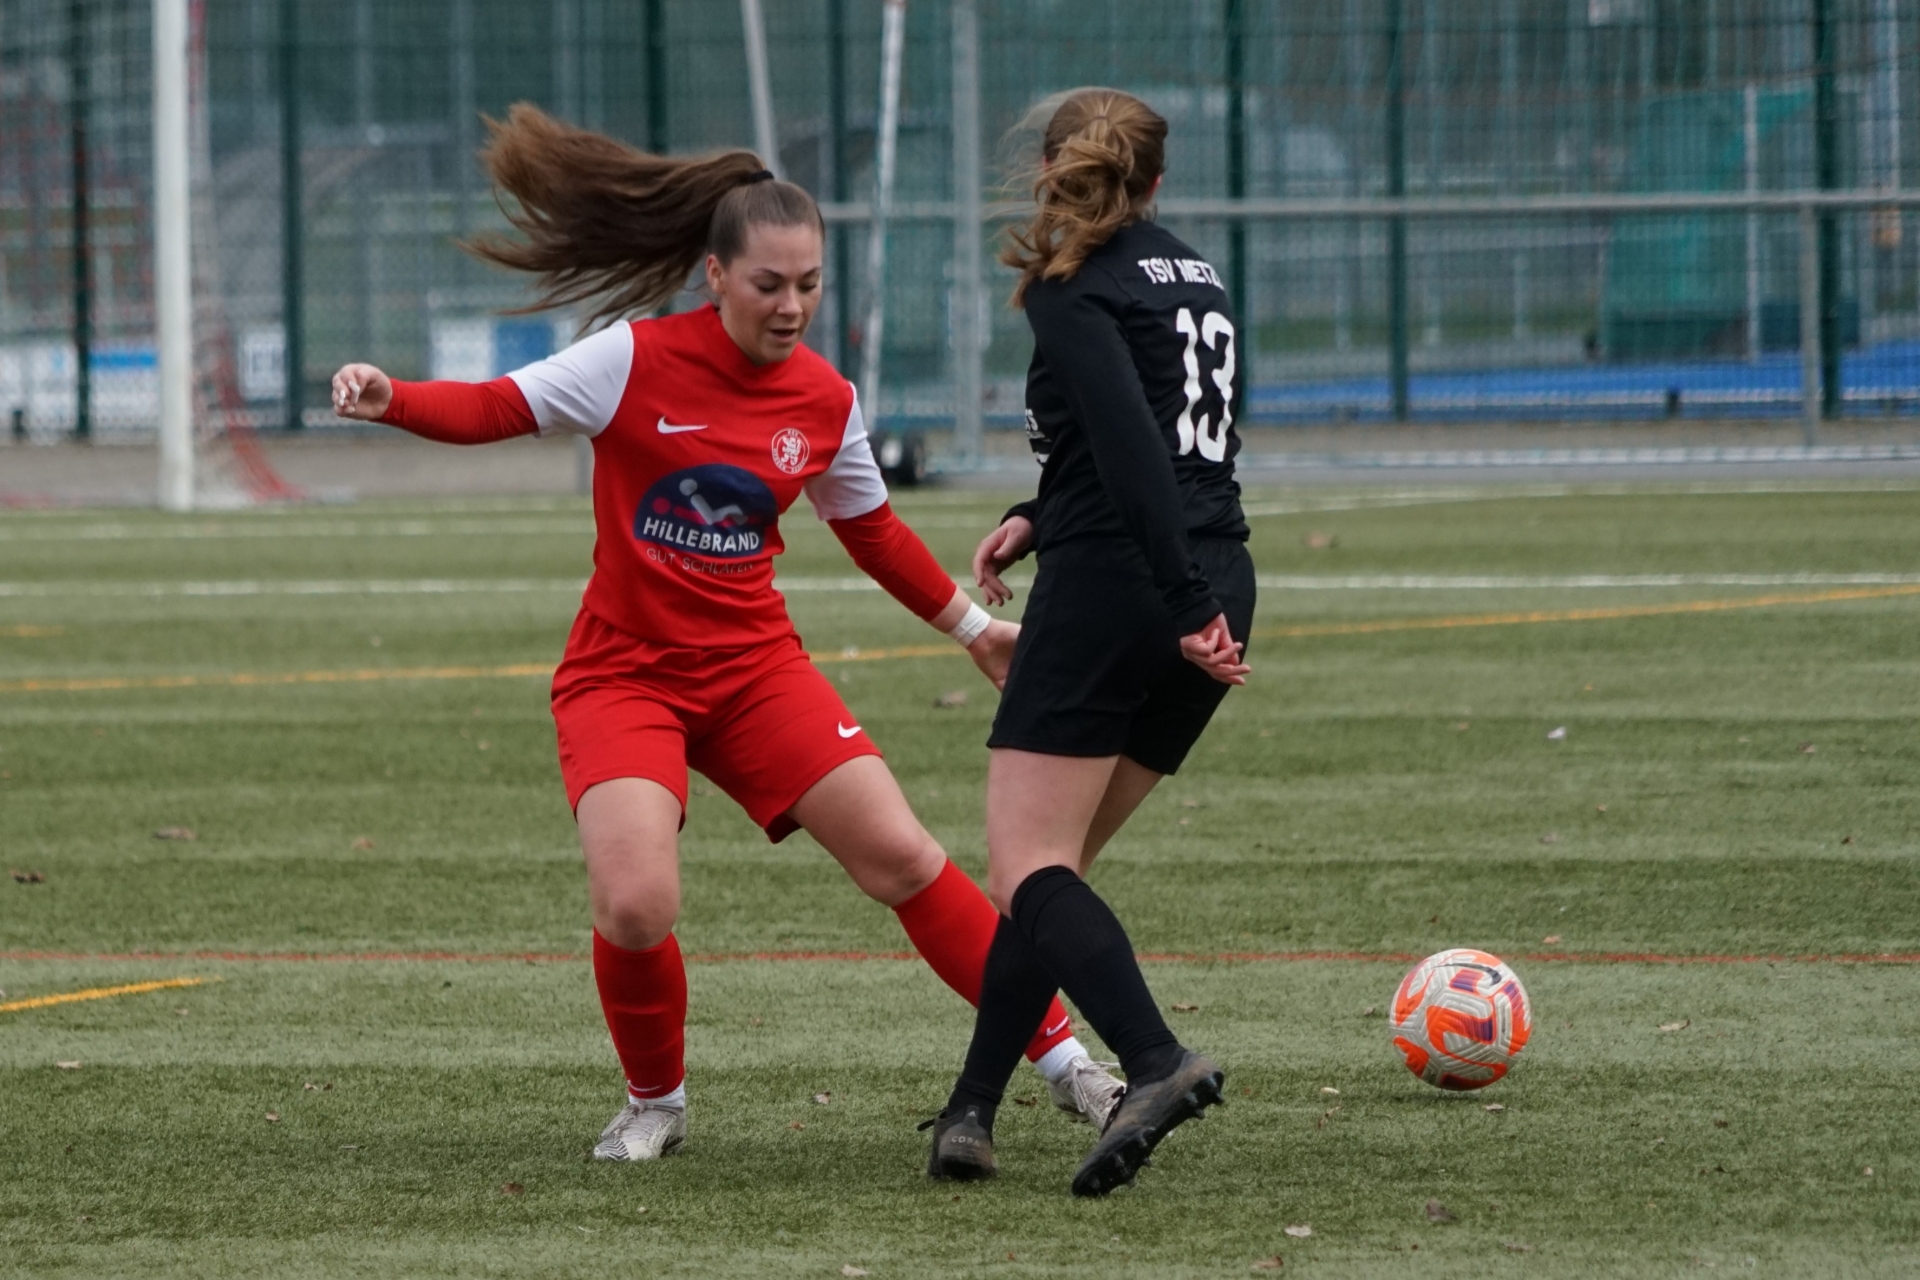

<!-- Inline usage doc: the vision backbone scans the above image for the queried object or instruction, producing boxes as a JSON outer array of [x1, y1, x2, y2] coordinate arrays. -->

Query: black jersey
[[1013, 218, 1249, 636]]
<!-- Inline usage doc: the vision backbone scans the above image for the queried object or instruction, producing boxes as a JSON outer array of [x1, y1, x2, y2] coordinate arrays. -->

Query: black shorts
[[988, 536, 1256, 775]]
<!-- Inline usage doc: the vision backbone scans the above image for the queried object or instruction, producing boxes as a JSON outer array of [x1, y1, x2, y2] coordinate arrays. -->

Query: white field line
[[6, 572, 1920, 600], [1253, 572, 1920, 590]]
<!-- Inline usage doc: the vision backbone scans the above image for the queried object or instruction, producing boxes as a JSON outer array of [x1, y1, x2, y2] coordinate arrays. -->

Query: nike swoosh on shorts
[[837, 723, 862, 739], [657, 417, 707, 434]]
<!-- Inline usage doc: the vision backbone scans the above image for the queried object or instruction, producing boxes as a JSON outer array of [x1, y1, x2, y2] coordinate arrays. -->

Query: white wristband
[[948, 602, 992, 647]]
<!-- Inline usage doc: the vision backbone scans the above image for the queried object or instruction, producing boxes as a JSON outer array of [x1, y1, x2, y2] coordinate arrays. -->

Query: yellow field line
[[0, 976, 206, 1015], [0, 662, 556, 694], [1, 584, 1913, 695], [2, 625, 61, 638], [1253, 582, 1920, 640]]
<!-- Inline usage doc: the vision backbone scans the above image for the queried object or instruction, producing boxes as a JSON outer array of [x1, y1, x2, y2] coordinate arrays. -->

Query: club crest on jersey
[[770, 427, 810, 475], [634, 464, 776, 560]]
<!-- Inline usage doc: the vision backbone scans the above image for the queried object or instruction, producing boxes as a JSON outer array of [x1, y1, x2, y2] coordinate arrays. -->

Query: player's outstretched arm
[[827, 503, 1018, 691], [330, 362, 540, 445]]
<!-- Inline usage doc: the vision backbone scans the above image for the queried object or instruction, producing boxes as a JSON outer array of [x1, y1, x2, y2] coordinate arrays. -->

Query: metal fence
[[4, 0, 1919, 448]]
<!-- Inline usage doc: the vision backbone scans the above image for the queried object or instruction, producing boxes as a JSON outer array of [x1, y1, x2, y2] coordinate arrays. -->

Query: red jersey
[[505, 306, 891, 646]]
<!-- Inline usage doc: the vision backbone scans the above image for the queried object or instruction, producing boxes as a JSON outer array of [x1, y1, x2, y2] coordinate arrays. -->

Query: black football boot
[[920, 1104, 998, 1181], [1070, 1049, 1224, 1197]]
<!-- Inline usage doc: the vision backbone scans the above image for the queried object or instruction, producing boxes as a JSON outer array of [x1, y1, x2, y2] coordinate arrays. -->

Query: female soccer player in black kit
[[923, 88, 1254, 1196]]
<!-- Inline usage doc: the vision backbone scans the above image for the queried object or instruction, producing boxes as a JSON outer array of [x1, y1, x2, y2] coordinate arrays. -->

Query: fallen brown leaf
[[1425, 1199, 1456, 1223], [1012, 1095, 1039, 1108], [841, 1268, 870, 1278], [1658, 1019, 1691, 1033], [932, 690, 969, 709], [153, 827, 196, 841], [1542, 935, 1562, 944], [1250, 1258, 1285, 1272], [1454, 721, 1470, 731], [1361, 1005, 1378, 1018], [1713, 1117, 1728, 1129], [1283, 1224, 1313, 1239], [1863, 1166, 1874, 1177], [1319, 1086, 1340, 1096], [1798, 742, 1817, 754], [1483, 1103, 1505, 1113], [1503, 1242, 1534, 1254], [55, 1061, 82, 1070], [264, 1112, 280, 1123], [1316, 1106, 1342, 1129], [787, 1121, 805, 1130], [501, 1182, 524, 1196], [1304, 531, 1336, 549], [1546, 726, 1567, 741], [1841, 835, 1854, 845], [1540, 831, 1561, 845], [10, 869, 45, 883], [813, 1093, 832, 1105], [1171, 1002, 1201, 1013], [351, 836, 375, 851], [1596, 803, 1608, 813]]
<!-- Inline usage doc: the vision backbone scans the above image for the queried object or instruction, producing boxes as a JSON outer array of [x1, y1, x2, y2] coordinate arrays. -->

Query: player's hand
[[971, 516, 1034, 606], [1179, 613, 1250, 686], [330, 363, 393, 421], [966, 618, 1021, 692]]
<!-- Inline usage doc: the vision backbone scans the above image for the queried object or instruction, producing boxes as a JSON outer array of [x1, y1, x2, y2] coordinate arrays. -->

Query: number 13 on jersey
[[1174, 308, 1236, 462]]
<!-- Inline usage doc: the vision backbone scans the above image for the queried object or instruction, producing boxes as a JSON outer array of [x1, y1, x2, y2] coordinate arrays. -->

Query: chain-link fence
[[4, 0, 1919, 447]]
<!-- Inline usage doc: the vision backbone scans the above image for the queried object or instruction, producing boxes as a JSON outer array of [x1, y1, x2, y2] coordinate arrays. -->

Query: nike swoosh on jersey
[[836, 723, 862, 739], [656, 417, 707, 434]]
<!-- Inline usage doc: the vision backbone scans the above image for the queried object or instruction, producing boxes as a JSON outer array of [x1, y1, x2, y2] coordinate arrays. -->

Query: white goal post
[[153, 0, 193, 511]]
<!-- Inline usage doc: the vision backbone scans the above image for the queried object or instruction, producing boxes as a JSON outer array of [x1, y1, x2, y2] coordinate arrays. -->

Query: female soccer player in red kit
[[330, 106, 1120, 1161]]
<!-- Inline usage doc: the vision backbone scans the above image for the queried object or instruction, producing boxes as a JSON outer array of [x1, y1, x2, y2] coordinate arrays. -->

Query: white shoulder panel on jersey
[[804, 386, 890, 522], [506, 321, 633, 438]]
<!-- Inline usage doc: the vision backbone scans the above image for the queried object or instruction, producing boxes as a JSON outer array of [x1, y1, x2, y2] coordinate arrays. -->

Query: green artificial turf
[[3, 482, 1918, 1277]]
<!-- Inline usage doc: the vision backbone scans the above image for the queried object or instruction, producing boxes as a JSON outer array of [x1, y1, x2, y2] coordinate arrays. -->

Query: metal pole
[[1798, 202, 1820, 445], [740, 0, 780, 177], [950, 0, 983, 463], [70, 0, 92, 440], [279, 0, 302, 428], [1385, 0, 1409, 421], [644, 0, 667, 154], [154, 0, 193, 510], [827, 0, 852, 373], [1813, 0, 1840, 420], [1744, 82, 1761, 362], [859, 0, 906, 425], [1224, 0, 1247, 327], [741, 0, 779, 177]]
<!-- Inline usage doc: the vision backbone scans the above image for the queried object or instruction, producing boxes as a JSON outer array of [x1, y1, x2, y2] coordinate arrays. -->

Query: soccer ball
[[1389, 948, 1532, 1091]]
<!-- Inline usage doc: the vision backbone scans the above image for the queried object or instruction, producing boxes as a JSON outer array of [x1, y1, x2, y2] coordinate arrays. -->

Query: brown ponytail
[[464, 103, 823, 327], [1001, 88, 1167, 308]]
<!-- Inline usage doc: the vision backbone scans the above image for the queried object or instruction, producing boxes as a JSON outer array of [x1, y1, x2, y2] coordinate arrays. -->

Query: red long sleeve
[[827, 502, 959, 623], [379, 377, 540, 445]]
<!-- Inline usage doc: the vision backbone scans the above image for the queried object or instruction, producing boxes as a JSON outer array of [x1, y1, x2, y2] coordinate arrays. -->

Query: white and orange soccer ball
[[1390, 948, 1532, 1091]]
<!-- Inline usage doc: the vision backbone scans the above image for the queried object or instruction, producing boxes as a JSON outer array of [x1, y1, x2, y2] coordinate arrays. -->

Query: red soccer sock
[[592, 929, 689, 1100], [892, 859, 1077, 1063]]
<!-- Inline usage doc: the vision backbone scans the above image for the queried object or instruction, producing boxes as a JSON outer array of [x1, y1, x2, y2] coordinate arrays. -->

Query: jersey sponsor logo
[[656, 416, 707, 434], [634, 464, 776, 560], [1136, 255, 1224, 289], [770, 427, 811, 475]]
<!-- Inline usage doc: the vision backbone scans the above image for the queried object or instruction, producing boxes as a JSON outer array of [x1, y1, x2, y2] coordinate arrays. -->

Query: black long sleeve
[[1023, 276, 1221, 633]]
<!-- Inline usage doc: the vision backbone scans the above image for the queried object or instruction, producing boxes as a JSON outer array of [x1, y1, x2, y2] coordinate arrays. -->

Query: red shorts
[[551, 608, 880, 842]]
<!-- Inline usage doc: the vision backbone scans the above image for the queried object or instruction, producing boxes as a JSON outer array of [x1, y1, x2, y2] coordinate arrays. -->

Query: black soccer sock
[[946, 915, 1059, 1127], [1009, 865, 1183, 1086]]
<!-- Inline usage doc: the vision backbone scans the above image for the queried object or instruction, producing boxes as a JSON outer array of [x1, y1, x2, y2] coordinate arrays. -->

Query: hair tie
[[743, 168, 776, 184]]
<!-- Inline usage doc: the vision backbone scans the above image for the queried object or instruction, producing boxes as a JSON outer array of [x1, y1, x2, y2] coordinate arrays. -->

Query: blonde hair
[[1001, 88, 1167, 307]]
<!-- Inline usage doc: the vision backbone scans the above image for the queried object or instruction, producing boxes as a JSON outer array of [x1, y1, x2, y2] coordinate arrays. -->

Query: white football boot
[[1046, 1055, 1126, 1130], [592, 1100, 687, 1161]]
